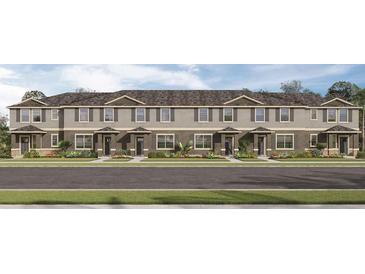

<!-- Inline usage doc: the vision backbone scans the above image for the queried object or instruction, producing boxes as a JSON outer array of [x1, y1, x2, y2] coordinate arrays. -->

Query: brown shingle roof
[[10, 125, 46, 133], [323, 125, 358, 133]]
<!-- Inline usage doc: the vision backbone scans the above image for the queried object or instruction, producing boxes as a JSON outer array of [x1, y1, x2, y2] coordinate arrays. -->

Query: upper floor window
[[51, 109, 59, 121], [160, 108, 171, 122], [327, 109, 337, 123], [32, 109, 41, 123], [255, 108, 265, 122], [104, 108, 114, 122], [136, 108, 145, 122], [310, 134, 318, 147], [280, 108, 290, 122], [223, 108, 233, 122], [339, 109, 348, 123], [199, 108, 209, 122], [310, 109, 317, 120], [79, 108, 89, 122], [20, 109, 30, 123]]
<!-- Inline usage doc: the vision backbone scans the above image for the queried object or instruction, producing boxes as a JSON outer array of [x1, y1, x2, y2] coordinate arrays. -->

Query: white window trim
[[198, 108, 209, 123], [75, 134, 93, 150], [79, 108, 89, 123], [194, 133, 213, 150], [327, 108, 337, 123], [310, 109, 318, 120], [279, 108, 290, 123], [156, 134, 175, 150], [275, 133, 294, 150], [255, 108, 265, 123], [339, 109, 348, 123], [309, 134, 318, 148], [160, 108, 171, 123], [223, 108, 233, 123], [135, 108, 146, 123], [104, 107, 114, 122], [51, 134, 59, 148], [20, 109, 30, 123], [51, 109, 59, 121], [32, 109, 42, 123]]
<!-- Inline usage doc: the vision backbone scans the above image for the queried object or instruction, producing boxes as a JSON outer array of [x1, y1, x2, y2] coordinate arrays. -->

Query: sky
[[1, 64, 365, 115]]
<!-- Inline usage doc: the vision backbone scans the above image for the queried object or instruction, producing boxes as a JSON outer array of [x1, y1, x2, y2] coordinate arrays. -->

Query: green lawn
[[276, 158, 364, 161], [104, 158, 132, 162], [236, 158, 263, 161], [1, 190, 365, 204], [0, 158, 97, 161], [142, 158, 229, 162]]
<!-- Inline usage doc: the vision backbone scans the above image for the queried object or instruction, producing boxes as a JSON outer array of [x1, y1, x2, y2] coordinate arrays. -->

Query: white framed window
[[255, 108, 265, 122], [339, 109, 348, 123], [51, 109, 59, 121], [327, 109, 337, 123], [160, 108, 171, 122], [310, 109, 317, 120], [198, 108, 209, 122], [20, 109, 30, 123], [79, 108, 89, 122], [280, 108, 290, 122], [276, 134, 294, 150], [310, 134, 318, 147], [223, 108, 233, 122], [156, 134, 175, 150], [136, 108, 145, 122], [194, 134, 213, 150], [104, 107, 114, 122], [51, 134, 59, 148], [32, 109, 41, 123], [75, 134, 93, 150]]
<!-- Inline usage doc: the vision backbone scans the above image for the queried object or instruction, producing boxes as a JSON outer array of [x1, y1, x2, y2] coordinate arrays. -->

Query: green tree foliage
[[326, 81, 360, 101], [22, 90, 46, 101], [280, 80, 303, 93], [0, 114, 11, 158]]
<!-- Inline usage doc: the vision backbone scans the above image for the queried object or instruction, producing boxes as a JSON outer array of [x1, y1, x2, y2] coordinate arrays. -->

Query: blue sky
[[1, 64, 365, 115]]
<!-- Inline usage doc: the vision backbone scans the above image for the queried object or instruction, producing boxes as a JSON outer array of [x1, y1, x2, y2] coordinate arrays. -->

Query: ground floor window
[[194, 134, 213, 150], [276, 134, 294, 150], [51, 134, 59, 147], [156, 134, 175, 150], [310, 134, 318, 147], [75, 134, 93, 149]]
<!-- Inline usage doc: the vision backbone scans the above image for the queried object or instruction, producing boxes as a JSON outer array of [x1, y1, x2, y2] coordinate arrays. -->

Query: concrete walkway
[[226, 156, 242, 163], [91, 156, 110, 163], [129, 156, 145, 163]]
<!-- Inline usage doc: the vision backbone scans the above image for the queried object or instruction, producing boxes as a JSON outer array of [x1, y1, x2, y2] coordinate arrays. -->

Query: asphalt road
[[0, 167, 365, 189]]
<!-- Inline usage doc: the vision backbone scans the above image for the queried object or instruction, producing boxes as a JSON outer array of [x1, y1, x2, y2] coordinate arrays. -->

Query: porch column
[[327, 134, 329, 156], [253, 134, 259, 154], [130, 133, 136, 156], [266, 134, 272, 154], [111, 134, 117, 156], [96, 133, 103, 157], [220, 134, 225, 156]]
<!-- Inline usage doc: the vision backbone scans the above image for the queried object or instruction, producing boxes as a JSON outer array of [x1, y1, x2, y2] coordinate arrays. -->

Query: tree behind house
[[280, 80, 303, 93], [22, 90, 46, 101], [0, 114, 11, 158]]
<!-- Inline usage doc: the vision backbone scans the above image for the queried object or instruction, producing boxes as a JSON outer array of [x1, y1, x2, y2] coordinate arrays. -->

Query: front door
[[225, 137, 233, 156], [136, 137, 144, 156], [20, 136, 30, 155], [258, 136, 265, 156], [104, 136, 111, 156], [339, 136, 348, 155]]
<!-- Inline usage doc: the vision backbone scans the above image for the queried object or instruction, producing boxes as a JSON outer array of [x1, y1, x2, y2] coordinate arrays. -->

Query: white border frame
[[104, 107, 114, 123], [198, 108, 209, 123], [223, 107, 233, 123], [160, 108, 171, 123], [309, 134, 318, 148], [275, 133, 294, 150], [135, 107, 146, 123], [254, 108, 265, 123], [327, 108, 337, 123], [51, 109, 59, 121], [75, 134, 93, 150], [338, 108, 348, 123], [79, 108, 90, 123], [32, 109, 42, 123], [194, 133, 213, 150], [20, 109, 30, 123], [19, 135, 31, 154], [156, 134, 175, 150], [51, 133, 59, 148], [310, 108, 318, 120], [279, 107, 290, 123]]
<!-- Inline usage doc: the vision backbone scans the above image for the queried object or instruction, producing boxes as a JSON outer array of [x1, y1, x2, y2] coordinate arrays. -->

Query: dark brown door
[[20, 136, 30, 155], [339, 137, 348, 155], [258, 136, 265, 156], [104, 137, 111, 156], [136, 137, 144, 156], [225, 137, 233, 156]]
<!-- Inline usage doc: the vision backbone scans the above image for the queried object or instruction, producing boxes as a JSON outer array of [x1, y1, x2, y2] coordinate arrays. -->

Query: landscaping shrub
[[58, 150, 97, 158], [23, 150, 40, 158], [357, 151, 365, 159], [235, 151, 257, 159], [311, 149, 321, 158], [203, 151, 222, 159], [0, 147, 11, 158], [112, 149, 131, 158], [148, 151, 167, 158]]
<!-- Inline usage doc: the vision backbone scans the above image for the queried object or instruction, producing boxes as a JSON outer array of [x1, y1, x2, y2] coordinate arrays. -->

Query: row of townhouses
[[8, 90, 361, 157]]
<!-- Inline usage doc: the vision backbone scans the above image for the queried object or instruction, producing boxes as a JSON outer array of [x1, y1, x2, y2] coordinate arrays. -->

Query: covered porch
[[217, 127, 242, 156], [322, 125, 360, 156], [10, 125, 47, 157], [250, 127, 274, 157], [94, 127, 120, 157], [126, 127, 152, 157]]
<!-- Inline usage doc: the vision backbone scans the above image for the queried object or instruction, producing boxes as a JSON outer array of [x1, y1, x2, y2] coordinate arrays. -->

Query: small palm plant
[[58, 140, 72, 152], [177, 140, 193, 158]]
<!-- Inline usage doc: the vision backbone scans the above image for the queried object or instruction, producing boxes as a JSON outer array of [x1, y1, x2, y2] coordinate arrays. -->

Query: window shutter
[[42, 109, 46, 122], [156, 108, 160, 122], [171, 108, 175, 121], [233, 108, 238, 121], [114, 108, 118, 122], [250, 108, 255, 122], [194, 108, 198, 122], [348, 109, 352, 122], [275, 108, 280, 122], [100, 108, 104, 121], [209, 108, 213, 122], [265, 108, 269, 121], [290, 108, 294, 122], [219, 108, 223, 122], [323, 109, 327, 122], [89, 108, 93, 122], [146, 108, 150, 121], [75, 108, 79, 122], [131, 108, 135, 122], [16, 109, 20, 122]]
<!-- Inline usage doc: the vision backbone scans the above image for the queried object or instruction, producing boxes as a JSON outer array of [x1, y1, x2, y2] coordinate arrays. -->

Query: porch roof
[[250, 127, 273, 134], [217, 127, 242, 134], [10, 125, 46, 134], [94, 127, 120, 134], [127, 127, 152, 134], [322, 125, 360, 134]]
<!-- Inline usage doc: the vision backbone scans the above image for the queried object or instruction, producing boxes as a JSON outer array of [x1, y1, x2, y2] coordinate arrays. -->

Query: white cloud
[[0, 67, 18, 79], [0, 83, 27, 116]]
